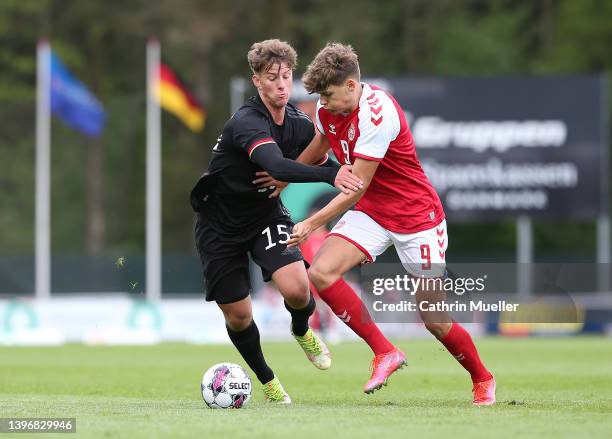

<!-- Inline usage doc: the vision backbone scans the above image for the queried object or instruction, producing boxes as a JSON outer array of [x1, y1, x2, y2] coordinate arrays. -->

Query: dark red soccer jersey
[[315, 83, 444, 234]]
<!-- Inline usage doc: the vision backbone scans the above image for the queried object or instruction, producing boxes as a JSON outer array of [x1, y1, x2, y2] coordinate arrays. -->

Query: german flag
[[155, 63, 206, 132]]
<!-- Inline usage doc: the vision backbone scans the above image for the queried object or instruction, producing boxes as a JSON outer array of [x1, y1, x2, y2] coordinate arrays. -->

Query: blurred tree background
[[1, 0, 610, 292]]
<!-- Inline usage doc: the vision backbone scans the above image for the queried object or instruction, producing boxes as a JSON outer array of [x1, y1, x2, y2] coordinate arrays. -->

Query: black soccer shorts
[[194, 213, 304, 304]]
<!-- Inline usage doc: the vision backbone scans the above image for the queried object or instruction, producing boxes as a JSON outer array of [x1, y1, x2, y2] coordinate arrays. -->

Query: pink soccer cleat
[[364, 349, 407, 394], [472, 376, 496, 406]]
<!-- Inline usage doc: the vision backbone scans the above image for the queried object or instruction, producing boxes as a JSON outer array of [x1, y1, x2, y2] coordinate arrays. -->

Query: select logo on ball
[[201, 363, 252, 409]]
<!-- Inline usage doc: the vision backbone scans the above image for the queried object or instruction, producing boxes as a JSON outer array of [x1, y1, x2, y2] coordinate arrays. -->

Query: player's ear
[[346, 78, 357, 92]]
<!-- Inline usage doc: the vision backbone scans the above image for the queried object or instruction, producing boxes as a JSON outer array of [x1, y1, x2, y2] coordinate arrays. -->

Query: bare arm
[[287, 158, 380, 247], [296, 129, 331, 164]]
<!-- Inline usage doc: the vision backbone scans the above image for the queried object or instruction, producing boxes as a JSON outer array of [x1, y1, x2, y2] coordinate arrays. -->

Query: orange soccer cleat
[[363, 349, 407, 394], [472, 376, 496, 406]]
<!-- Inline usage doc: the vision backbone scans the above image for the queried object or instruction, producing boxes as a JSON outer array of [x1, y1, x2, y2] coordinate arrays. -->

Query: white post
[[35, 40, 51, 299], [146, 39, 162, 301], [230, 77, 247, 115], [517, 215, 533, 298]]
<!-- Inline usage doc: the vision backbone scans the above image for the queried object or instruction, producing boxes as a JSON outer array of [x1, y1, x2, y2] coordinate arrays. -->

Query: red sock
[[317, 278, 394, 355], [439, 322, 493, 383]]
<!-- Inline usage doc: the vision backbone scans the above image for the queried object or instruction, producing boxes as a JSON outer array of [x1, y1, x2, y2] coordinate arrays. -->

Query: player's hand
[[287, 221, 314, 247], [267, 182, 288, 198], [253, 171, 288, 198], [335, 165, 363, 194]]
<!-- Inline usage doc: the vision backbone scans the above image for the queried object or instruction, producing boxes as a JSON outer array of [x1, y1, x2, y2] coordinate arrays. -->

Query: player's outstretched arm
[[287, 158, 379, 247], [251, 142, 362, 192], [253, 132, 334, 198]]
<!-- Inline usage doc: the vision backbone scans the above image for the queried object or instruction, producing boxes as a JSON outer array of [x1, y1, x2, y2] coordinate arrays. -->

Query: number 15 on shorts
[[262, 225, 291, 250]]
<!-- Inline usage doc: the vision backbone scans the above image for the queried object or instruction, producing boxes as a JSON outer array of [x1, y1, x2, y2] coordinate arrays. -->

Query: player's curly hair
[[247, 39, 297, 74], [302, 43, 360, 94]]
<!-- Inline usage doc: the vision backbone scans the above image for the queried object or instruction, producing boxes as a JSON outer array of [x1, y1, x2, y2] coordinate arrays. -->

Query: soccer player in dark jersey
[[190, 39, 363, 404]]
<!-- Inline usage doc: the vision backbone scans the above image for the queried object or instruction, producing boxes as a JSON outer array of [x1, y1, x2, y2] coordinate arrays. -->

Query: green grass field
[[1, 337, 611, 438]]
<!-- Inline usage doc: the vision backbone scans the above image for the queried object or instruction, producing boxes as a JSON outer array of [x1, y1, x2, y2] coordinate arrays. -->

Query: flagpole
[[35, 39, 51, 300], [146, 38, 162, 302]]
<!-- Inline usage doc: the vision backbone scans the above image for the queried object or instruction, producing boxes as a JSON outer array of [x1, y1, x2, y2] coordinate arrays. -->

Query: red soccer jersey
[[315, 83, 444, 234]]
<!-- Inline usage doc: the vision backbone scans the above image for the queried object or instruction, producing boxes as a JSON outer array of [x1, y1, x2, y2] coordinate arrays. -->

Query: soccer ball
[[201, 363, 252, 409]]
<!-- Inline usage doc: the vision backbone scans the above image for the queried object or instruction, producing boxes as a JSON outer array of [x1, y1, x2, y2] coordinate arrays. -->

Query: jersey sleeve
[[250, 142, 338, 186], [353, 92, 401, 161], [314, 100, 326, 135], [232, 111, 276, 159]]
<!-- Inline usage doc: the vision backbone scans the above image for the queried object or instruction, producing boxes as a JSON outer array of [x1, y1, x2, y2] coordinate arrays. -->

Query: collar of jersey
[[252, 94, 286, 127], [359, 82, 372, 106]]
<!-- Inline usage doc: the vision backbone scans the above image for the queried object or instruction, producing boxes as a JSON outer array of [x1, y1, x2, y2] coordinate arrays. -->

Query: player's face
[[253, 63, 293, 109], [319, 79, 358, 114]]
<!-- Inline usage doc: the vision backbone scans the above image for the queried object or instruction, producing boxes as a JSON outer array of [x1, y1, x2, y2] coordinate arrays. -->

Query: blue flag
[[50, 51, 106, 137]]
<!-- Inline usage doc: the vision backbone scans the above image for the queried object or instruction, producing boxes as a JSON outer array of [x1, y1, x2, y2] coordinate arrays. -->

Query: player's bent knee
[[281, 285, 310, 309], [223, 310, 253, 331], [308, 264, 338, 290]]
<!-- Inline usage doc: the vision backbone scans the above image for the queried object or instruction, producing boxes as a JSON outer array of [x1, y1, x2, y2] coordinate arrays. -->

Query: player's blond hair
[[247, 39, 297, 74], [302, 43, 360, 94]]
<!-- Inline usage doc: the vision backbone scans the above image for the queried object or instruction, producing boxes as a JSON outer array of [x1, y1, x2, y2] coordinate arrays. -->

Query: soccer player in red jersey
[[287, 43, 496, 404]]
